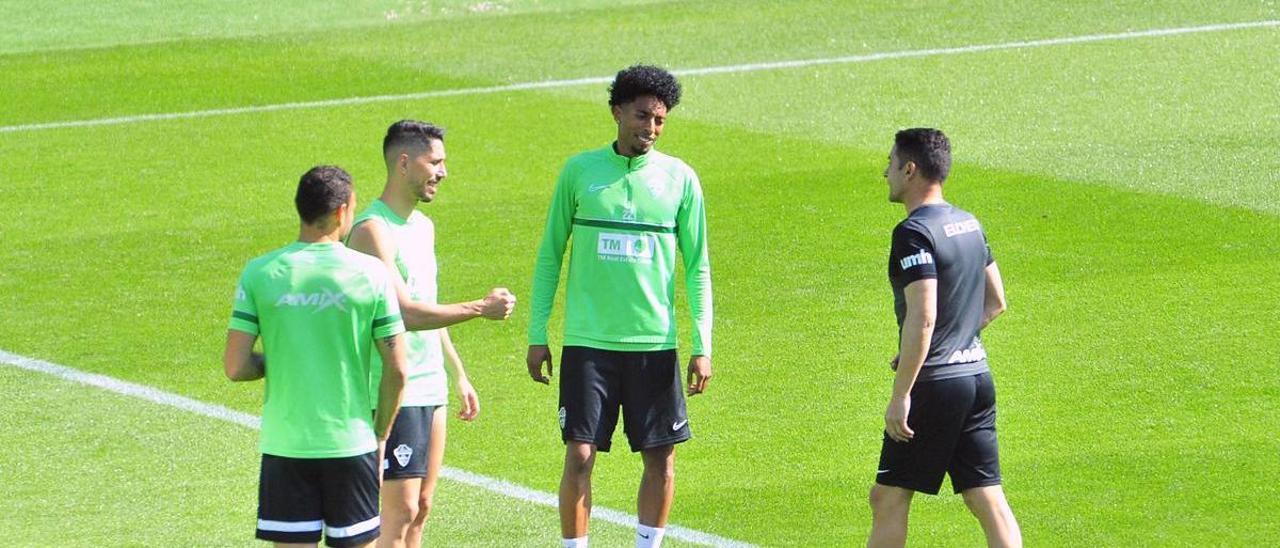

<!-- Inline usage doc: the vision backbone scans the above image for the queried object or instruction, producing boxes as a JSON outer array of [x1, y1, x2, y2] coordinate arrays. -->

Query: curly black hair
[[608, 64, 682, 110]]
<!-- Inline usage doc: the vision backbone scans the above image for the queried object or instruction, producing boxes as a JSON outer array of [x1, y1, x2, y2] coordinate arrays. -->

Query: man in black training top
[[867, 128, 1020, 548]]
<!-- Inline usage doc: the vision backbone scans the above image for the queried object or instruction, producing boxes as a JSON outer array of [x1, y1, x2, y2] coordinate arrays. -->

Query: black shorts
[[382, 405, 440, 480], [256, 451, 380, 547], [559, 346, 691, 452], [876, 371, 1002, 495]]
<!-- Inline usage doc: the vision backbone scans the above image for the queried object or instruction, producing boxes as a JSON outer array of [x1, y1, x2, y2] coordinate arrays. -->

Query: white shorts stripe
[[257, 519, 323, 533], [325, 516, 380, 538]]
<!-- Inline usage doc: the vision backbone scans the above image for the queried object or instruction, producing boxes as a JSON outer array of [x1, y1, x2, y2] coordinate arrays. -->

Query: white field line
[[0, 349, 755, 547], [1, 19, 1275, 134]]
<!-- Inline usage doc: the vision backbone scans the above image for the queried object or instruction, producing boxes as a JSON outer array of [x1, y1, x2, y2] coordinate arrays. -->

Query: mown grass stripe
[[1, 19, 1273, 134], [0, 348, 756, 547]]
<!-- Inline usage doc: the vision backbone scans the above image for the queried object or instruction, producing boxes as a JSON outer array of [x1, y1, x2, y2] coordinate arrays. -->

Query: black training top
[[888, 202, 994, 382]]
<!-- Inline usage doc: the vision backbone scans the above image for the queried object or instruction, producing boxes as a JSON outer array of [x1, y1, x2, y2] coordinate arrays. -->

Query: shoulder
[[563, 146, 608, 172], [339, 246, 391, 283], [241, 245, 288, 276], [651, 150, 697, 179], [893, 217, 930, 238]]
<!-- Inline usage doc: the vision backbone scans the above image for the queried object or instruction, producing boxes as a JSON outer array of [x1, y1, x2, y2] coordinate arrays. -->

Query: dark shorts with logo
[[256, 451, 380, 547], [559, 346, 691, 452], [382, 405, 440, 480], [876, 371, 1002, 495]]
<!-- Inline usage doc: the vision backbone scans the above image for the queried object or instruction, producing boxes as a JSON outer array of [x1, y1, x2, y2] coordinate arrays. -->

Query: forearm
[[401, 300, 483, 331], [892, 320, 934, 398], [439, 329, 468, 381], [373, 370, 405, 440], [980, 301, 1004, 330], [373, 336, 408, 439], [527, 247, 564, 345], [685, 265, 713, 357]]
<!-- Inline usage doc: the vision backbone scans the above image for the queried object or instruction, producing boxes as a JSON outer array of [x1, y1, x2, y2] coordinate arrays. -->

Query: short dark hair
[[294, 165, 352, 225], [894, 128, 952, 182], [608, 64, 681, 110], [383, 120, 446, 157]]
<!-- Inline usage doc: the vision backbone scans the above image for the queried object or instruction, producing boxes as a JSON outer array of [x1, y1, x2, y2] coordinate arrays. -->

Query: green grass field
[[2, 1, 1278, 545]]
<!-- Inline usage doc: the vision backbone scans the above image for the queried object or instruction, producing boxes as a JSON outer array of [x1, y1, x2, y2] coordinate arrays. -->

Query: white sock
[[636, 524, 665, 548], [562, 536, 588, 548]]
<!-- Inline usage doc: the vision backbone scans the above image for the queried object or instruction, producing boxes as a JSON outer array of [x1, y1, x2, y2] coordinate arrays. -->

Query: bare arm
[[981, 262, 1007, 329], [439, 328, 479, 421], [223, 330, 264, 381], [347, 221, 514, 331], [885, 279, 937, 442], [373, 333, 408, 441]]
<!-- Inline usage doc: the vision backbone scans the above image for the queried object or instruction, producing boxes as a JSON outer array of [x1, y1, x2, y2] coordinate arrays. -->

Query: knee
[[961, 486, 1001, 512], [868, 485, 907, 514], [416, 493, 434, 522], [643, 459, 675, 483], [387, 496, 421, 525], [564, 446, 595, 477]]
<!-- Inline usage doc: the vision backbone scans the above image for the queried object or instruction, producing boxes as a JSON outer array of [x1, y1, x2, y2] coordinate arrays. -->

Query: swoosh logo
[[672, 419, 689, 431], [588, 183, 612, 192], [877, 469, 891, 474]]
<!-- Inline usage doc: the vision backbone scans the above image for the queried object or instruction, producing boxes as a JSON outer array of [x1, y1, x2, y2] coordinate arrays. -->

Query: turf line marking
[[1, 19, 1274, 134], [0, 349, 755, 548]]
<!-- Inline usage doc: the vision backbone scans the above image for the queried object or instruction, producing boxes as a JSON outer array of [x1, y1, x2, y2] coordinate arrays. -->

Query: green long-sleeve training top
[[528, 143, 713, 356]]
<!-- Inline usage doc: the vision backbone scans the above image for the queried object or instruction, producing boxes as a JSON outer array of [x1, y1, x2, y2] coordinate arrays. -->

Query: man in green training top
[[527, 64, 714, 548], [224, 165, 409, 548], [346, 120, 516, 548]]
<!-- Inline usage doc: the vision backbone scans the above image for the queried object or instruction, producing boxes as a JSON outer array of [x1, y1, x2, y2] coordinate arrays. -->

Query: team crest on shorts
[[393, 444, 413, 467], [558, 406, 567, 430]]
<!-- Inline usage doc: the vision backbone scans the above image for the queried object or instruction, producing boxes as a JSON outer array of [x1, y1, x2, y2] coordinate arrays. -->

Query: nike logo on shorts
[[672, 419, 688, 431], [877, 469, 890, 474]]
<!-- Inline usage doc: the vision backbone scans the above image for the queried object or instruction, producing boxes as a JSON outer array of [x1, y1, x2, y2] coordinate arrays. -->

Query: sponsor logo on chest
[[598, 232, 655, 263]]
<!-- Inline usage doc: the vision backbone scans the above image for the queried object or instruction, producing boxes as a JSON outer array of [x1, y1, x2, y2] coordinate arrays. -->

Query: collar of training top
[[608, 142, 652, 170]]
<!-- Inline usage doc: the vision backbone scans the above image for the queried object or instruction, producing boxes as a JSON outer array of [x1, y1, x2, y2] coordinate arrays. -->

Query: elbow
[[386, 363, 409, 389], [989, 299, 1007, 319], [919, 313, 937, 331], [224, 362, 248, 382]]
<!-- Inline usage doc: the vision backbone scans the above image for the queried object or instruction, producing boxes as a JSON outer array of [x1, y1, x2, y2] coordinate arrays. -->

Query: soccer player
[[868, 128, 1020, 548], [526, 64, 713, 548], [224, 165, 408, 548], [345, 120, 517, 548]]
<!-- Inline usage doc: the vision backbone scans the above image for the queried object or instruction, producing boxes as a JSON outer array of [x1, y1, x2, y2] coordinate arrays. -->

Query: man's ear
[[611, 104, 623, 125]]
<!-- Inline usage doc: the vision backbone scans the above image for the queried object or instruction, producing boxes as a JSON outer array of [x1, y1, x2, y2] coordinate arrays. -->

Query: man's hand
[[526, 345, 553, 384], [479, 288, 516, 320], [456, 377, 479, 421], [686, 355, 711, 396], [889, 353, 900, 372], [884, 395, 914, 443]]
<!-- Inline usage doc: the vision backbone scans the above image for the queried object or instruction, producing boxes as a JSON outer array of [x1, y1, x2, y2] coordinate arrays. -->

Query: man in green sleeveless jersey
[[346, 121, 517, 547], [224, 165, 409, 548], [527, 65, 714, 548]]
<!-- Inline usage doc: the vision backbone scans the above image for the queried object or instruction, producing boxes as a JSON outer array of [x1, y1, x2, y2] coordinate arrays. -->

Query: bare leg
[[867, 484, 914, 548], [637, 445, 675, 527], [559, 441, 597, 539], [961, 485, 1021, 548], [405, 408, 448, 548], [377, 476, 422, 548]]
